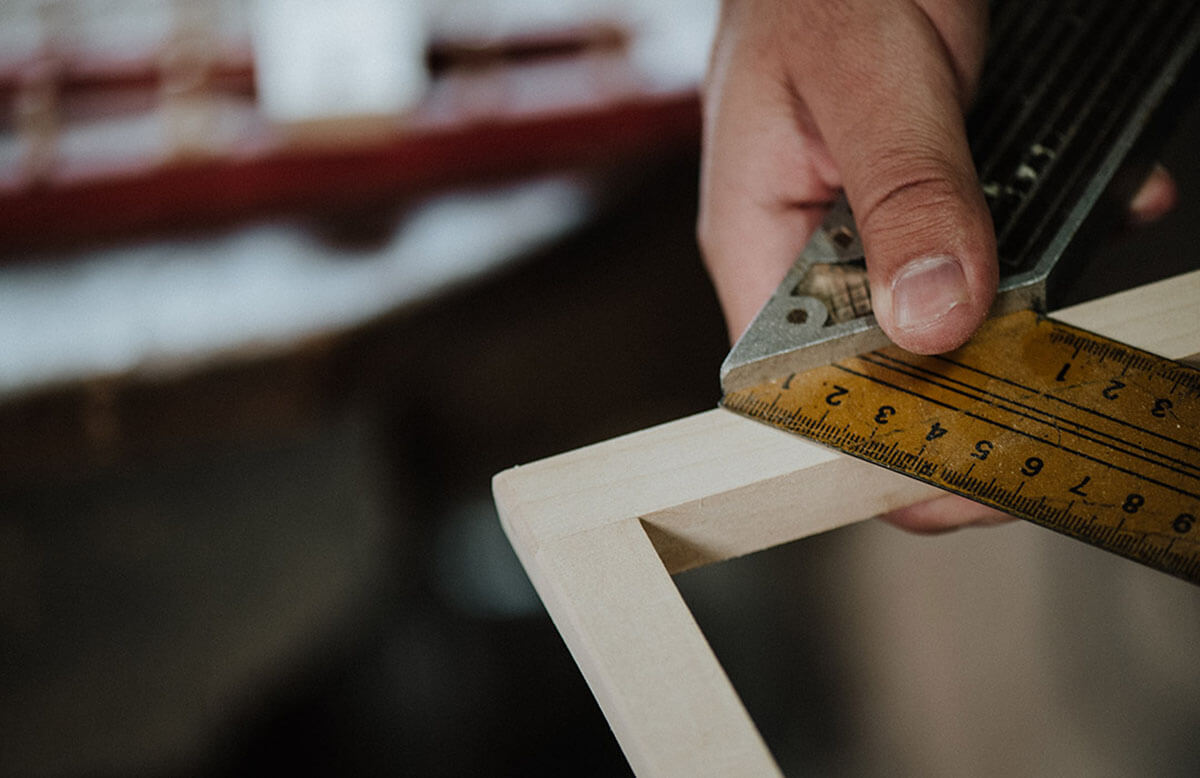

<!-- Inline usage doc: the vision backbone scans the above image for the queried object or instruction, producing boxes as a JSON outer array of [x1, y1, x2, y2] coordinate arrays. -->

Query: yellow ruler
[[722, 310, 1200, 585]]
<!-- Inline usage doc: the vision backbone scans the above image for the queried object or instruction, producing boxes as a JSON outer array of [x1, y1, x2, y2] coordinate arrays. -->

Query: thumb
[[793, 2, 996, 354]]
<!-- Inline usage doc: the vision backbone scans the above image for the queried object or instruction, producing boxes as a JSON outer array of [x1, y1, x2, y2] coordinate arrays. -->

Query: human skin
[[699, 0, 1177, 532]]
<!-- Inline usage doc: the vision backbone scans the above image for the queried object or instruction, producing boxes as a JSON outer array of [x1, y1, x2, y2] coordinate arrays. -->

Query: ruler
[[720, 0, 1200, 583], [722, 311, 1200, 585], [721, 1, 1200, 388]]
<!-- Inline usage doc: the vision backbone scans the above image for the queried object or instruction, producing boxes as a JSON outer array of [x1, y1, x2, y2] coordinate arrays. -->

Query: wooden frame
[[493, 271, 1200, 777]]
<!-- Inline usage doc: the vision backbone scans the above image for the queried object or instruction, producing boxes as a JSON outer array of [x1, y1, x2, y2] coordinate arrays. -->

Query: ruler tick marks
[[724, 311, 1200, 585]]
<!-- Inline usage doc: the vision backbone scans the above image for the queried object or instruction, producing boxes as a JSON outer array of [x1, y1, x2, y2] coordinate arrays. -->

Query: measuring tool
[[720, 0, 1200, 584], [724, 311, 1200, 584]]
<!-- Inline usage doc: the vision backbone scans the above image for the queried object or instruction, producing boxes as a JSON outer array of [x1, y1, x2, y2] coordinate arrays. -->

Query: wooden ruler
[[723, 310, 1200, 584]]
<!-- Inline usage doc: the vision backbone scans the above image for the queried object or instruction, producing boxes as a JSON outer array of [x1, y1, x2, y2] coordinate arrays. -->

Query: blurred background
[[0, 1, 1197, 776]]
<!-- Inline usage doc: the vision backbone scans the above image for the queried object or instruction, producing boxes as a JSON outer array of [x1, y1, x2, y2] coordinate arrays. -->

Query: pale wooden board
[[493, 269, 1200, 777]]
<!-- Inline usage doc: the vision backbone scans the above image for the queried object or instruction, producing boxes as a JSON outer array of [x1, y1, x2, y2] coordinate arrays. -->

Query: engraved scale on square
[[724, 312, 1200, 584], [720, 0, 1200, 584]]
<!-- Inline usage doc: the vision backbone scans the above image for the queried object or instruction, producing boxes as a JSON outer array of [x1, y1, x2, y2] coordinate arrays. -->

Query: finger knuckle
[[860, 169, 965, 241]]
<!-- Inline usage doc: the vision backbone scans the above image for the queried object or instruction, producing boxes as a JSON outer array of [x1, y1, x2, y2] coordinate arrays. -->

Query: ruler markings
[[1049, 328, 1200, 393], [722, 311, 1200, 585], [935, 354, 1200, 455], [936, 336, 1200, 453], [874, 351, 1200, 463], [860, 353, 1200, 476], [831, 363, 1200, 501]]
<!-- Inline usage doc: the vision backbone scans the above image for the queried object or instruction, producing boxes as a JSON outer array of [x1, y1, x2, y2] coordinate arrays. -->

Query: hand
[[699, 0, 1177, 532]]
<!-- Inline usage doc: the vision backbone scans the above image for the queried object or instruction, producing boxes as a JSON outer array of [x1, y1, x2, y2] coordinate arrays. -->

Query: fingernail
[[891, 255, 968, 332]]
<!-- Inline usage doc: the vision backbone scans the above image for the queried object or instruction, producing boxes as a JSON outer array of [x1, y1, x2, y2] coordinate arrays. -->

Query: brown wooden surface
[[494, 271, 1200, 776]]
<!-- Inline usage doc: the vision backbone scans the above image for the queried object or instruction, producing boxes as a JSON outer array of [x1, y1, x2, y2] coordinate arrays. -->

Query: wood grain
[[493, 269, 1200, 777]]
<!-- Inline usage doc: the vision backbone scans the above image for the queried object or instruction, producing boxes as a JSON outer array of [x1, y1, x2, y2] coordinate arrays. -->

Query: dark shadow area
[[2, 66, 1198, 778]]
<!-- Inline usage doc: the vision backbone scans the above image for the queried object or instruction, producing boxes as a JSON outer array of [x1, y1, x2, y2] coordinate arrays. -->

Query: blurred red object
[[0, 26, 700, 256]]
